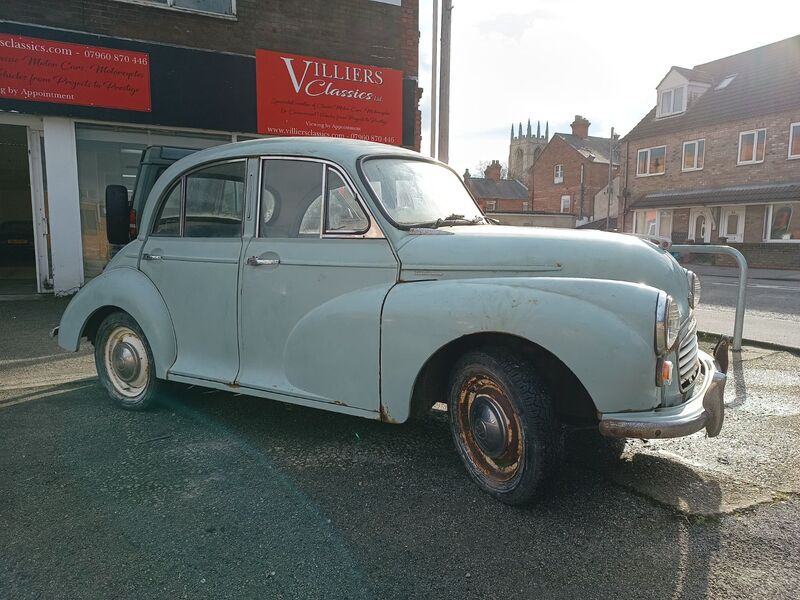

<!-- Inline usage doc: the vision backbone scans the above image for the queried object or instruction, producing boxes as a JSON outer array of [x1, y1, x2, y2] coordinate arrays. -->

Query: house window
[[720, 206, 746, 242], [113, 0, 236, 17], [560, 195, 570, 213], [682, 139, 705, 171], [738, 129, 766, 164], [636, 146, 666, 176], [634, 209, 672, 240], [553, 164, 564, 184], [764, 202, 800, 242], [658, 86, 685, 117], [715, 74, 736, 90], [522, 201, 530, 212], [789, 123, 800, 159], [485, 200, 497, 212]]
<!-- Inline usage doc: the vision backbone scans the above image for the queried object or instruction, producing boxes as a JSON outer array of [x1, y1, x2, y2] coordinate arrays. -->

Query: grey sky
[[417, 0, 800, 176]]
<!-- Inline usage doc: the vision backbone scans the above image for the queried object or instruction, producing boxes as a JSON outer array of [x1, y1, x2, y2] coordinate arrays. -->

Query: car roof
[[171, 136, 422, 172]]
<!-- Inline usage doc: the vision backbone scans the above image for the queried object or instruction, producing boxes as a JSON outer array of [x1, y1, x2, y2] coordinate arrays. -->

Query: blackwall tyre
[[448, 348, 561, 505]]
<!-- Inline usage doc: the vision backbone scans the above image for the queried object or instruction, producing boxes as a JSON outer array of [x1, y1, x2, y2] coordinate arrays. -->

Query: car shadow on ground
[[143, 385, 724, 599]]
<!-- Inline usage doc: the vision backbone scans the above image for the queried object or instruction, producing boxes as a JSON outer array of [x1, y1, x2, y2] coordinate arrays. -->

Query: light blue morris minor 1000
[[57, 137, 728, 505]]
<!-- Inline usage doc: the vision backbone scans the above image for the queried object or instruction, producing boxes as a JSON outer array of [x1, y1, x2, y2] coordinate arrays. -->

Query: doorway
[[0, 124, 36, 294]]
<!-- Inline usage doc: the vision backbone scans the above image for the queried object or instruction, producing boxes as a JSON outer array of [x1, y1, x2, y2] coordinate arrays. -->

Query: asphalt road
[[694, 274, 800, 348], [700, 275, 800, 321], [2, 298, 800, 599]]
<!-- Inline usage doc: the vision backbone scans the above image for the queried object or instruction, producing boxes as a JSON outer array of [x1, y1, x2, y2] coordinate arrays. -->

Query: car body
[[57, 137, 727, 504]]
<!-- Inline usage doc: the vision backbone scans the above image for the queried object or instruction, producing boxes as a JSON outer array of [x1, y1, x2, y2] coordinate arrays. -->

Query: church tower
[[508, 118, 549, 185]]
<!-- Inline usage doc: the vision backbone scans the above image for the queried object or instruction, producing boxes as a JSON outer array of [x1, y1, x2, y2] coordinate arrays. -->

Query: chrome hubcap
[[469, 394, 507, 458], [111, 341, 140, 382], [104, 326, 149, 398]]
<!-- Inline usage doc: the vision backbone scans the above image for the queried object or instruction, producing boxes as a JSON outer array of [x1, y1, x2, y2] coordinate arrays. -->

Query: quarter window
[[636, 146, 666, 176], [554, 164, 564, 184], [152, 182, 182, 236], [738, 129, 766, 164], [325, 170, 369, 233], [789, 123, 800, 159], [682, 139, 705, 171], [184, 161, 246, 238]]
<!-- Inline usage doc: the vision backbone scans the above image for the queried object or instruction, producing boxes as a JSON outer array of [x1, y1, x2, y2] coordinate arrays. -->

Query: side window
[[184, 161, 246, 238], [325, 169, 369, 233], [152, 182, 182, 236], [260, 160, 324, 238]]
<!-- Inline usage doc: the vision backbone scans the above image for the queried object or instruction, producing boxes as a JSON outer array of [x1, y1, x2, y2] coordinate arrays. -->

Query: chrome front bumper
[[599, 339, 729, 440]]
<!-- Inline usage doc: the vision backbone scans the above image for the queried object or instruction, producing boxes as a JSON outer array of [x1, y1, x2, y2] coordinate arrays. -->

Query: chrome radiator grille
[[678, 318, 700, 391]]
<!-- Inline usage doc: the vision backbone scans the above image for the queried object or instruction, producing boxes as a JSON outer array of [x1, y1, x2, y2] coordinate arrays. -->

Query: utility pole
[[437, 0, 452, 164], [429, 0, 439, 158], [606, 126, 614, 231]]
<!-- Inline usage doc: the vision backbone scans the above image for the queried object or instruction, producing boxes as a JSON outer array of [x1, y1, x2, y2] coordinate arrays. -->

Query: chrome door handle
[[142, 253, 162, 261], [247, 256, 280, 266]]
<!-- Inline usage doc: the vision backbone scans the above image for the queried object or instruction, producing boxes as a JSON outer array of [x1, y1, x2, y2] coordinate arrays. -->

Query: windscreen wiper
[[411, 214, 485, 229]]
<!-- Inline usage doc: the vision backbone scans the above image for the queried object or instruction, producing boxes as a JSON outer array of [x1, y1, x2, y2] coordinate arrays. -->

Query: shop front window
[[76, 124, 230, 278]]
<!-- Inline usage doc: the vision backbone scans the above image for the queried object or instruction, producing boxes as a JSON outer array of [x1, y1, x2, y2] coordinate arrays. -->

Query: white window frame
[[763, 203, 800, 243], [560, 195, 570, 213], [553, 164, 564, 184], [688, 207, 714, 243], [788, 122, 800, 160], [719, 206, 746, 243], [636, 146, 667, 177], [522, 201, 530, 212], [112, 0, 237, 19], [658, 86, 686, 117], [737, 128, 766, 165], [681, 139, 705, 172], [633, 209, 673, 240], [485, 200, 497, 212]]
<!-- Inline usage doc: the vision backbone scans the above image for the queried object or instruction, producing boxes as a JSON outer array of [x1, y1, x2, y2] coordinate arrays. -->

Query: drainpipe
[[579, 163, 585, 220]]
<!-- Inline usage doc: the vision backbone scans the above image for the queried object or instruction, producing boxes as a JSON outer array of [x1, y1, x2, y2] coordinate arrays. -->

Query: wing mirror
[[105, 185, 131, 245]]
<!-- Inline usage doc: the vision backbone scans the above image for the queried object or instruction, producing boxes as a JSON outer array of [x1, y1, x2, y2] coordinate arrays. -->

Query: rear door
[[139, 160, 246, 383]]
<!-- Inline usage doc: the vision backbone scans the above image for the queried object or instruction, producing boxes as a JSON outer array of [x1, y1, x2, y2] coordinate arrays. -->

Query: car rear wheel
[[448, 348, 561, 505], [94, 311, 166, 411]]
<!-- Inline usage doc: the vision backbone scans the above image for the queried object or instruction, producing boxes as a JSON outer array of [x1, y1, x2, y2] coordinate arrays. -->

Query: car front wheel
[[448, 348, 561, 505], [94, 311, 165, 411]]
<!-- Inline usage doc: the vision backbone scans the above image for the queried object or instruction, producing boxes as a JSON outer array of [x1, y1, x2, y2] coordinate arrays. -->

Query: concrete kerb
[[697, 330, 800, 356]]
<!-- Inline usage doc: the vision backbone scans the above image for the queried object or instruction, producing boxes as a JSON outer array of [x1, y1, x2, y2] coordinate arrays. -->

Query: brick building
[[0, 0, 420, 294], [622, 35, 800, 269], [464, 160, 529, 212], [529, 116, 619, 222]]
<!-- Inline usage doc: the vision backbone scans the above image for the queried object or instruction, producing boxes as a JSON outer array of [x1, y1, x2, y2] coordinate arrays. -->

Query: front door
[[237, 158, 397, 413], [139, 160, 246, 382]]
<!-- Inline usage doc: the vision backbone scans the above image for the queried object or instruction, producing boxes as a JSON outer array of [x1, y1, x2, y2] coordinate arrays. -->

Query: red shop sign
[[256, 49, 403, 145], [0, 34, 151, 112]]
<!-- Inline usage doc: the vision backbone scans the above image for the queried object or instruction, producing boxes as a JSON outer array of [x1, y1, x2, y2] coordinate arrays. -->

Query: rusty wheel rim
[[455, 374, 524, 486]]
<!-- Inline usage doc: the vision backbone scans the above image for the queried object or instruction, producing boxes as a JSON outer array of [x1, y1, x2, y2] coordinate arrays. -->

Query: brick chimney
[[484, 160, 502, 182], [570, 115, 590, 138]]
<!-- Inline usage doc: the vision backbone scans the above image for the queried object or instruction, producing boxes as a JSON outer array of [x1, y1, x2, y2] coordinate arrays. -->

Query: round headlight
[[655, 292, 680, 354], [688, 271, 701, 308]]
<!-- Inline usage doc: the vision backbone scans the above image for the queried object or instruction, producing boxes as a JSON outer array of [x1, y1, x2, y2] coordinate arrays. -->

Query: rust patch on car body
[[380, 403, 401, 424]]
